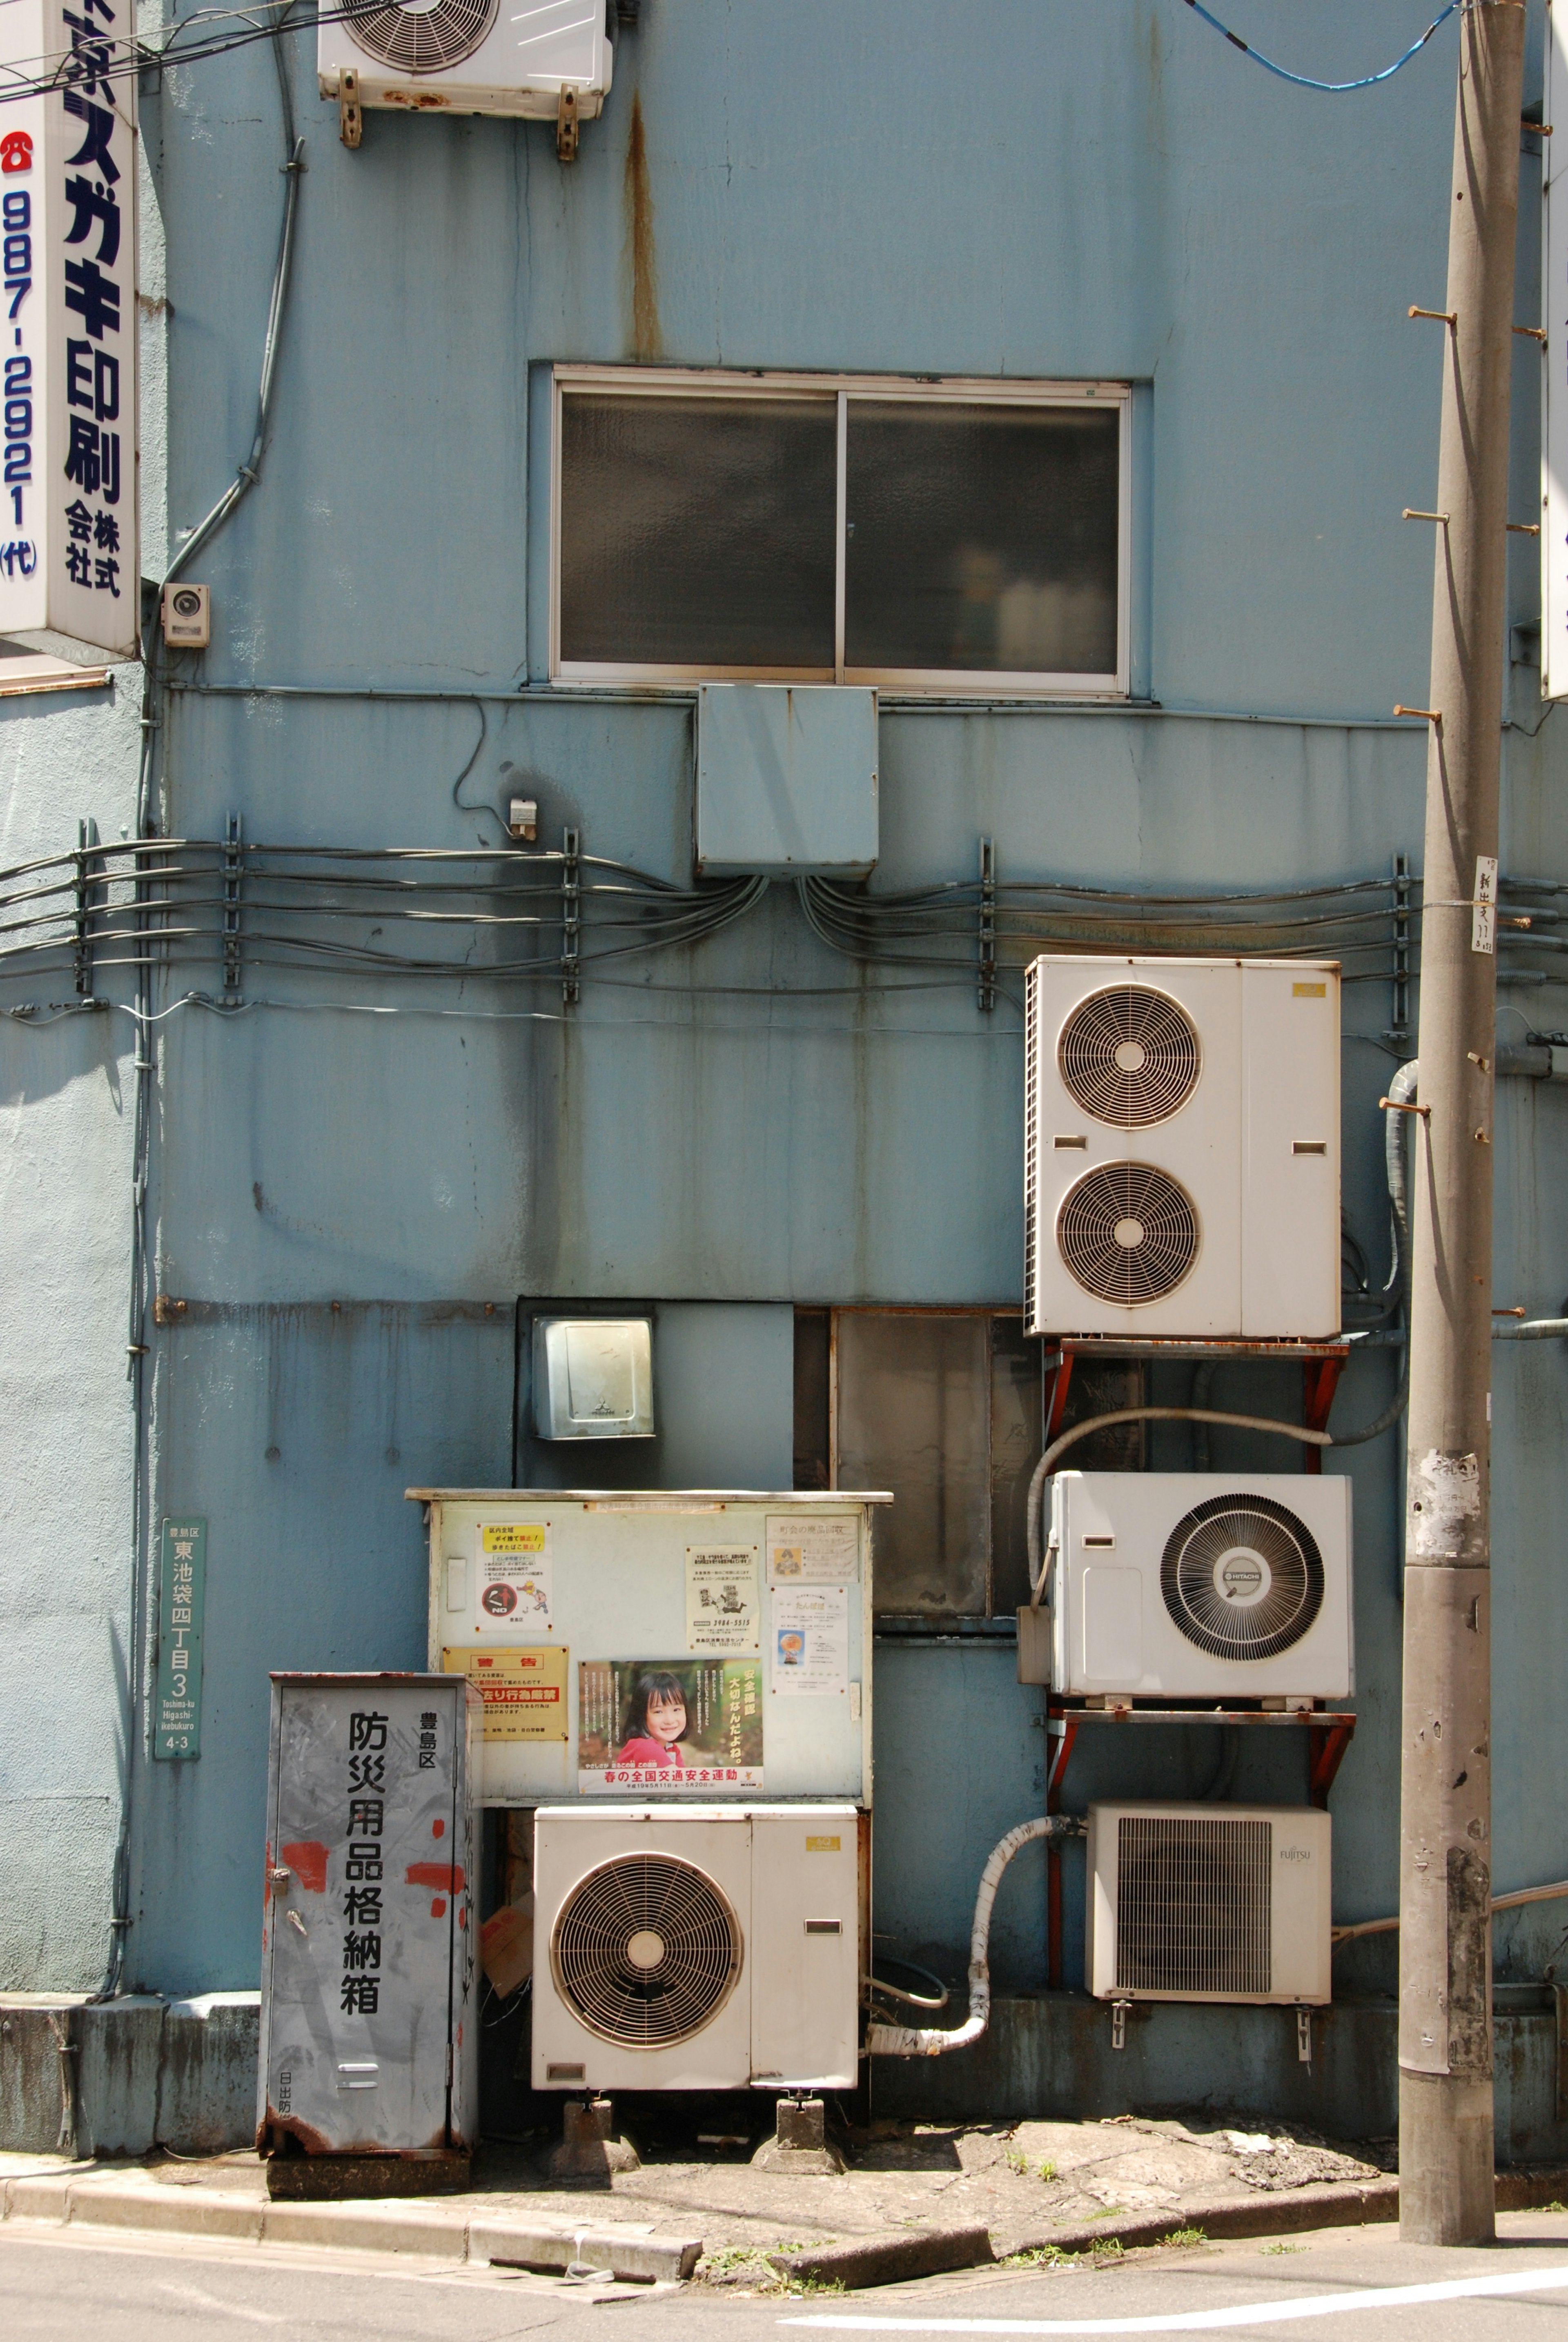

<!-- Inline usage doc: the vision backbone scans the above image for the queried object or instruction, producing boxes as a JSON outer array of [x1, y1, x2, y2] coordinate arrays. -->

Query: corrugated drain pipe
[[865, 1813, 1086, 2057]]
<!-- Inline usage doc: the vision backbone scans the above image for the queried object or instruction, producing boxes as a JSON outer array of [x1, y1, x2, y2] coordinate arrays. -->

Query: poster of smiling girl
[[577, 1658, 763, 1792]]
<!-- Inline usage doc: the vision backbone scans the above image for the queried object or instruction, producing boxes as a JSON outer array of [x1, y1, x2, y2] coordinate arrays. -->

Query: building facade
[[4, 0, 1568, 2144]]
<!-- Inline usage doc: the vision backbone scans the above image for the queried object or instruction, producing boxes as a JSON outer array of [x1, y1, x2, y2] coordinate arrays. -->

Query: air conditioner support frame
[[1043, 1700, 1356, 1990], [1042, 1335, 1352, 1478]]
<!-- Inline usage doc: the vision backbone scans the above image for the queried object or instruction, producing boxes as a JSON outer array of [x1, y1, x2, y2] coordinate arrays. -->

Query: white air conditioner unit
[[318, 0, 615, 122], [1041, 1471, 1353, 1700], [532, 1805, 860, 2093], [1087, 1802, 1332, 2004], [1025, 955, 1340, 1338]]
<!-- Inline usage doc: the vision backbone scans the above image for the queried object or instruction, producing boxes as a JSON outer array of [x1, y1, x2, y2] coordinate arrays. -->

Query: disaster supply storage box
[[257, 1673, 480, 2196]]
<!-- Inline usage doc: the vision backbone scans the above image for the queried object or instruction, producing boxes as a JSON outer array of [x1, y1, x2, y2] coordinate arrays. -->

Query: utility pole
[[1399, 0, 1525, 2248]]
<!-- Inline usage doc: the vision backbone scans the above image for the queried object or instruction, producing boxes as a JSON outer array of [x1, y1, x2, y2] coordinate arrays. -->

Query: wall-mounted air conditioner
[[532, 1804, 860, 2093], [1039, 1472, 1353, 1701], [1025, 956, 1340, 1338], [318, 0, 615, 123], [1087, 1802, 1331, 2005]]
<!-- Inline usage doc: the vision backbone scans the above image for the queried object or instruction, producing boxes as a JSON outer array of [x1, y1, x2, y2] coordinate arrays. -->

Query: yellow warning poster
[[442, 1645, 569, 1741]]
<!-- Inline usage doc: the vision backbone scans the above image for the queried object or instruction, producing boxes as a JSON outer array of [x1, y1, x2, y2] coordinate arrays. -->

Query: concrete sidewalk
[[8, 2112, 1567, 2287]]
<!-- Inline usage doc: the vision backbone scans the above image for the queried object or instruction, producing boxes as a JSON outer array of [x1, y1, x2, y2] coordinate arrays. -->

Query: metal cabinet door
[[262, 1681, 461, 2153]]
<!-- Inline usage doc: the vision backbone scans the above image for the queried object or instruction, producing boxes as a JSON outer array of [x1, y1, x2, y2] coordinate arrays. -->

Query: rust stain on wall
[[624, 92, 662, 361]]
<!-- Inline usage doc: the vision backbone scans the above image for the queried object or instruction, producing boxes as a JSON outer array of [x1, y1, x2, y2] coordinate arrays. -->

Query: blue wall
[[5, 2, 1568, 2082]]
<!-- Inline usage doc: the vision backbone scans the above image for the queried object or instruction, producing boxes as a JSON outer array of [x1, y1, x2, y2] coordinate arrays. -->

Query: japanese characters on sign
[[577, 1658, 763, 1793], [684, 1545, 759, 1653], [474, 1519, 553, 1633], [340, 1704, 399, 2017], [442, 1645, 569, 1741], [0, 0, 136, 658], [153, 1516, 206, 1758], [766, 1514, 859, 1584]]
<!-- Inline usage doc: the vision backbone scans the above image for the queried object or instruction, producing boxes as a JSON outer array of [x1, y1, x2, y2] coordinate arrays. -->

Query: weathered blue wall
[[4, 4, 1568, 2106]]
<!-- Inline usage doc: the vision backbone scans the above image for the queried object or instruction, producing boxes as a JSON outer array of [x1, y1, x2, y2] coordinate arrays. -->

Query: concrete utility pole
[[1398, 0, 1525, 2248]]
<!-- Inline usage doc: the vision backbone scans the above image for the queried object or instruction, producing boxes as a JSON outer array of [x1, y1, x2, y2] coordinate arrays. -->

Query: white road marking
[[155, 2278, 287, 2325], [781, 2259, 1568, 2334]]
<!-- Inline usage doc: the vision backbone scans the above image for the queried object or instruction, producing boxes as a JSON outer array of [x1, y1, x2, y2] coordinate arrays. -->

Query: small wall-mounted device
[[533, 1317, 654, 1440], [508, 796, 538, 842], [161, 583, 210, 648]]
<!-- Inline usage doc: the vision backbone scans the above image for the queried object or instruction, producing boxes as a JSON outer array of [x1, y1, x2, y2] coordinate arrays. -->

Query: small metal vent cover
[[1056, 1162, 1200, 1305], [1115, 1813, 1273, 1996], [550, 1853, 743, 2050], [344, 0, 497, 74], [1161, 1493, 1325, 1661], [1058, 985, 1201, 1128]]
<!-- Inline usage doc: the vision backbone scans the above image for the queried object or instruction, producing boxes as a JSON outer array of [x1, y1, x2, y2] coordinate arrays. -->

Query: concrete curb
[[1002, 2164, 1568, 2262], [770, 2226, 996, 2289], [0, 2174, 702, 2280]]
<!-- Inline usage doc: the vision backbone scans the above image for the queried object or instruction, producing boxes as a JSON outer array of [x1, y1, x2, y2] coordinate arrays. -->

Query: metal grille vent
[[1056, 1162, 1199, 1305], [550, 1853, 743, 2050], [1161, 1493, 1324, 1660], [344, 0, 497, 73], [1058, 986, 1201, 1128], [1115, 1814, 1272, 1995]]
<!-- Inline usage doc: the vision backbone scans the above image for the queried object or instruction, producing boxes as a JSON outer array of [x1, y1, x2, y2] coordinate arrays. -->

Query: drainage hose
[[864, 1814, 1084, 2057]]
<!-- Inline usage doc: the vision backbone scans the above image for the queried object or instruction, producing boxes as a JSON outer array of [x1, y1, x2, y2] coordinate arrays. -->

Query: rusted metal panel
[[257, 1672, 479, 2160]]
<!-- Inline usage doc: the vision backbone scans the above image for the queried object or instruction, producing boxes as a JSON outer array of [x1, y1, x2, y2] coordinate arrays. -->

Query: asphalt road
[[7, 2214, 1568, 2342]]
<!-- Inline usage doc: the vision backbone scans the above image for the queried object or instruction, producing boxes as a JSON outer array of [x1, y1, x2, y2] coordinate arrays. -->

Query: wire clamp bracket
[[339, 67, 362, 151]]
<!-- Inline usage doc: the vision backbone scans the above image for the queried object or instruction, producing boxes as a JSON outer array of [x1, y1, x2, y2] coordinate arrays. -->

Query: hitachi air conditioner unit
[[318, 0, 615, 123], [1025, 956, 1340, 1338], [1041, 1472, 1353, 1701], [532, 1805, 860, 2093], [1087, 1802, 1332, 2004]]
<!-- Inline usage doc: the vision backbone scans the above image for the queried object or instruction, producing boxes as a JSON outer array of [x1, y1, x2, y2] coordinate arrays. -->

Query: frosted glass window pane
[[835, 1313, 990, 1617], [559, 394, 837, 668], [844, 403, 1120, 674]]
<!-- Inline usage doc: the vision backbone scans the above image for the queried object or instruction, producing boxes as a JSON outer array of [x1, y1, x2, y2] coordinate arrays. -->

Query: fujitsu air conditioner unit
[[1087, 1802, 1332, 2005], [1041, 1471, 1354, 1701], [318, 0, 615, 123], [1025, 956, 1340, 1338], [532, 1805, 860, 2093]]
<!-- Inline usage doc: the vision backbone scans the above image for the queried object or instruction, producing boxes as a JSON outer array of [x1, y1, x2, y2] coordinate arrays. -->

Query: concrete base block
[[0, 1997, 165, 2156], [548, 2097, 640, 2180], [752, 2097, 845, 2173], [264, 2152, 472, 2201], [157, 1995, 261, 2155]]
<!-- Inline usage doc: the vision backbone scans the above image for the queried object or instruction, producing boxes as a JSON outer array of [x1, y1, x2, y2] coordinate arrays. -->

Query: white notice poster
[[474, 1520, 553, 1634], [685, 1545, 760, 1652], [766, 1514, 859, 1585], [771, 1586, 849, 1697]]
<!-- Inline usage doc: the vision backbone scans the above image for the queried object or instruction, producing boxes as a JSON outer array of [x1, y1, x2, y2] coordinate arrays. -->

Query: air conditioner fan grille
[[1056, 1162, 1199, 1305], [1058, 985, 1201, 1127], [1115, 1814, 1272, 1995], [344, 0, 497, 75], [1160, 1493, 1325, 1660], [550, 1852, 743, 2050]]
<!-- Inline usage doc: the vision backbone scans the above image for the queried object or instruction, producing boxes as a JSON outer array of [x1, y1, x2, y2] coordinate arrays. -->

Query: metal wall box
[[533, 1317, 654, 1440], [257, 1672, 480, 2167], [695, 684, 878, 878]]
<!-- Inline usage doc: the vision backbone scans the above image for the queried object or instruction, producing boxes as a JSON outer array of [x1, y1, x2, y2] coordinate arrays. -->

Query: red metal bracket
[[1301, 1353, 1347, 1476], [1308, 1719, 1355, 1808]]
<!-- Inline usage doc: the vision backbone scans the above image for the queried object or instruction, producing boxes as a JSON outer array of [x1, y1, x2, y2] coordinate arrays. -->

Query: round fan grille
[[550, 1854, 743, 2050], [1056, 1162, 1200, 1305], [343, 0, 497, 74], [1058, 985, 1201, 1127], [1160, 1492, 1325, 1660]]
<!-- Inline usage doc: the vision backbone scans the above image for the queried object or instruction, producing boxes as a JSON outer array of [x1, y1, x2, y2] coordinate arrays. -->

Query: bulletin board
[[412, 1490, 886, 1808]]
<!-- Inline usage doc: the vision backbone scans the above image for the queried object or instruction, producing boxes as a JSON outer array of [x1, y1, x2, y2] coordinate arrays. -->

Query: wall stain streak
[[624, 93, 662, 361]]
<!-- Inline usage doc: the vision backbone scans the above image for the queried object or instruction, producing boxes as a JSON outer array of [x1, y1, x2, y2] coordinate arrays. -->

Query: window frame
[[548, 364, 1133, 698]]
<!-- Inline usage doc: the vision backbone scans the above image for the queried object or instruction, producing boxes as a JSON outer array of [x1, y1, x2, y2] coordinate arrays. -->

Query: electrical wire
[[1179, 0, 1460, 94]]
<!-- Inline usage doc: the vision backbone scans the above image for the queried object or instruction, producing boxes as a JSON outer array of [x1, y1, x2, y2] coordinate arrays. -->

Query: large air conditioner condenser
[[1025, 955, 1340, 1339], [1087, 1802, 1332, 2005], [1033, 1471, 1353, 1701], [318, 0, 615, 125], [532, 1805, 861, 2093]]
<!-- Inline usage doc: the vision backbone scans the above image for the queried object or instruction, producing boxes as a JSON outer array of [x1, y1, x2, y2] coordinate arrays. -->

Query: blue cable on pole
[[1182, 0, 1461, 93]]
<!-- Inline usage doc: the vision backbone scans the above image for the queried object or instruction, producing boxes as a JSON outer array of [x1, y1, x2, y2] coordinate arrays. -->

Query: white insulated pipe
[[865, 1814, 1082, 2057]]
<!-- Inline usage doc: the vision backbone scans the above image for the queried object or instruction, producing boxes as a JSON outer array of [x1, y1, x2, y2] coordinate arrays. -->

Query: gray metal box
[[257, 1673, 480, 2162], [532, 1316, 655, 1440], [695, 683, 878, 878]]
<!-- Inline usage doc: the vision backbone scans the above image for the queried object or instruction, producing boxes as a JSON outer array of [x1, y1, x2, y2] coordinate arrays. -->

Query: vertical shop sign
[[154, 1516, 206, 1758], [0, 0, 137, 659]]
